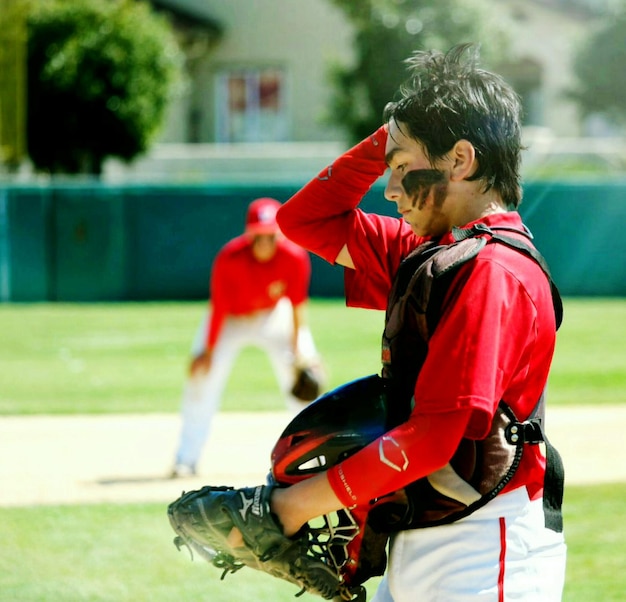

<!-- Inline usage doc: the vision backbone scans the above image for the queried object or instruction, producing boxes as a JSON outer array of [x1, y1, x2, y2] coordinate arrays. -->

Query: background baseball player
[[170, 197, 322, 478]]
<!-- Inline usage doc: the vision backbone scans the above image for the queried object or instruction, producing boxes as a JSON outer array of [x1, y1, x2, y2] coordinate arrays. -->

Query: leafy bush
[[570, 7, 626, 130], [325, 0, 514, 143], [26, 0, 184, 175]]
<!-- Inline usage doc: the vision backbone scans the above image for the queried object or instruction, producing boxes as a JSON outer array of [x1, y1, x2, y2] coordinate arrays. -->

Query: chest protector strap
[[378, 223, 564, 532]]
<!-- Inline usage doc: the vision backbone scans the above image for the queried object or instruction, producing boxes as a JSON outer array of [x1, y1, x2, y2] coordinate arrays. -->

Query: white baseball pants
[[174, 298, 318, 469], [372, 487, 566, 602]]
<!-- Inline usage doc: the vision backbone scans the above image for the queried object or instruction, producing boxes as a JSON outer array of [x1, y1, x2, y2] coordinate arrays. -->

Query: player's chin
[[409, 222, 426, 237]]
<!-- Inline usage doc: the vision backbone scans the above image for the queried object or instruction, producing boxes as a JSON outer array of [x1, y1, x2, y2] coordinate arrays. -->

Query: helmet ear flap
[[271, 375, 389, 485]]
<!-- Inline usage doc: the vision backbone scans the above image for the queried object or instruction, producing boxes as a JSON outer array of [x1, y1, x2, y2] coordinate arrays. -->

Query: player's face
[[384, 120, 453, 238], [252, 234, 278, 262]]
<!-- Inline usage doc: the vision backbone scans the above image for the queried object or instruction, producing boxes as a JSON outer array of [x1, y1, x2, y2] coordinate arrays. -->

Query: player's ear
[[449, 139, 476, 181]]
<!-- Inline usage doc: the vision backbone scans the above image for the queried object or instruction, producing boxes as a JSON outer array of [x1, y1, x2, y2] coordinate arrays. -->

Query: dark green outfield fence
[[0, 179, 624, 302]]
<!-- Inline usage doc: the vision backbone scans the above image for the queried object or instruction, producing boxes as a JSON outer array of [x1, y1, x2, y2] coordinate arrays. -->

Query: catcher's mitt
[[167, 484, 341, 600], [291, 364, 323, 402]]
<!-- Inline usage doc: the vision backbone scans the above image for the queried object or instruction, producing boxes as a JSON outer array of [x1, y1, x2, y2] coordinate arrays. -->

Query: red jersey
[[206, 234, 311, 348], [277, 127, 557, 507]]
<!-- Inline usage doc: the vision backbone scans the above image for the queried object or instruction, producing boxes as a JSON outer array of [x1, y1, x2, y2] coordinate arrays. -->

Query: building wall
[[157, 0, 612, 145], [159, 0, 354, 144], [504, 0, 591, 136]]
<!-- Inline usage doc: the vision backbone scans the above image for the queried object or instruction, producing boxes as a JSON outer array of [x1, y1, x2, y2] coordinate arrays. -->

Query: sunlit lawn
[[0, 483, 623, 601], [0, 297, 624, 415], [0, 298, 624, 601]]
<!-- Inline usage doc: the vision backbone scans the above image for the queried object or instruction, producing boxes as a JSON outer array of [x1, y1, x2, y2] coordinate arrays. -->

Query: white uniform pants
[[372, 487, 566, 602], [174, 299, 318, 469]]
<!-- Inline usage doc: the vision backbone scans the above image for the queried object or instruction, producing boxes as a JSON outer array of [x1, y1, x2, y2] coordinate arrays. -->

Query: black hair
[[383, 43, 523, 208]]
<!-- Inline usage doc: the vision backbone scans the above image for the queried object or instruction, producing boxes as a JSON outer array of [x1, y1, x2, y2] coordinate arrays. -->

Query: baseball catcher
[[167, 375, 394, 602], [167, 366, 558, 600], [167, 220, 565, 600]]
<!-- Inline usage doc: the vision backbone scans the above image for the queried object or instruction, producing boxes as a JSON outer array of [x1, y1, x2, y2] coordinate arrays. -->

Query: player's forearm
[[277, 126, 388, 263], [291, 302, 305, 357], [326, 409, 472, 507], [269, 410, 469, 536], [206, 309, 226, 349], [271, 473, 342, 537]]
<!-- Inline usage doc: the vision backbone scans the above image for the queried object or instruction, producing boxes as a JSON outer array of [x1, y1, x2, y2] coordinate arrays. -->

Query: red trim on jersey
[[206, 235, 311, 348], [498, 517, 506, 602]]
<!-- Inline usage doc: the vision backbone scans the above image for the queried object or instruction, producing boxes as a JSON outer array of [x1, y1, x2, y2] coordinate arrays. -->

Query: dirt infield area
[[1, 406, 625, 507]]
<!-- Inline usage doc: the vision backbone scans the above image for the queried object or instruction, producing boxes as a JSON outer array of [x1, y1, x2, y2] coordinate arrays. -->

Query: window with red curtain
[[216, 68, 288, 142]]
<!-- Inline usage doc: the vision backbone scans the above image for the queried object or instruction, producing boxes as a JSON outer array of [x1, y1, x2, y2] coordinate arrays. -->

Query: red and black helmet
[[271, 374, 390, 486], [270, 375, 396, 600]]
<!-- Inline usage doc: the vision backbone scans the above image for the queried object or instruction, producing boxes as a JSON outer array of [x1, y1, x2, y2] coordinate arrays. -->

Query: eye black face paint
[[402, 169, 448, 208]]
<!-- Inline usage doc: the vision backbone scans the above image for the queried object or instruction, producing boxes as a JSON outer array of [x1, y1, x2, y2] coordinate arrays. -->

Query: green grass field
[[0, 299, 385, 414], [1, 298, 625, 601], [0, 483, 624, 601], [0, 297, 624, 414]]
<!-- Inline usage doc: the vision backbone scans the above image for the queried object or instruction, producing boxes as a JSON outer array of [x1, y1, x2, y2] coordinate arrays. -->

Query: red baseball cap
[[245, 197, 282, 235]]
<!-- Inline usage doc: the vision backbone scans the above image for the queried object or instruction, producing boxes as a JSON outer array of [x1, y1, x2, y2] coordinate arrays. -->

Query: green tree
[[326, 0, 514, 143], [26, 0, 184, 175], [570, 5, 626, 130], [0, 0, 28, 171]]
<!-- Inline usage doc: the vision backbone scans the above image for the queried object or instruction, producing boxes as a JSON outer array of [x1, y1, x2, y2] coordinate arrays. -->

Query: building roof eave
[[149, 0, 223, 37]]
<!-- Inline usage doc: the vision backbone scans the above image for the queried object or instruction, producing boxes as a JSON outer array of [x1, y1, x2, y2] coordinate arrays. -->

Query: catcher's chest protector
[[380, 223, 565, 531]]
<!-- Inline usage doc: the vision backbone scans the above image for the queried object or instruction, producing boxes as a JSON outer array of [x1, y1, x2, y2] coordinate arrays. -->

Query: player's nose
[[384, 174, 403, 204]]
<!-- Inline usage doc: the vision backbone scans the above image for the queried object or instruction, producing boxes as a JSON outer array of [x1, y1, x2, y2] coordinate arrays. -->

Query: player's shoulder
[[469, 237, 541, 287], [464, 214, 540, 268], [220, 234, 250, 253], [475, 229, 541, 272], [215, 235, 252, 264], [462, 232, 554, 312]]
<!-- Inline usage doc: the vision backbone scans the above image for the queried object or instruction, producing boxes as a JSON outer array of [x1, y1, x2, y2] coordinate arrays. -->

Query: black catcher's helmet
[[271, 374, 390, 486]]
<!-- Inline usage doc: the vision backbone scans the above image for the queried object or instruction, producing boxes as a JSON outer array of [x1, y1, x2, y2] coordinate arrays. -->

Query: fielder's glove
[[291, 365, 323, 402], [167, 484, 340, 600]]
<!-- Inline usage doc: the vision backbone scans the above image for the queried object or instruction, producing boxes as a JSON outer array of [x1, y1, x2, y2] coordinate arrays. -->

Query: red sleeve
[[283, 244, 311, 307], [343, 211, 418, 310], [327, 409, 471, 506], [206, 251, 231, 349], [276, 126, 389, 263]]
